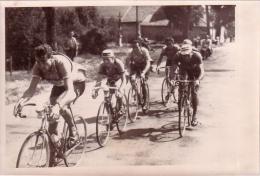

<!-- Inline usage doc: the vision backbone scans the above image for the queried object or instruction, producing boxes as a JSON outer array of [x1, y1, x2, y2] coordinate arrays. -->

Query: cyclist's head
[[182, 39, 192, 46], [132, 40, 141, 50], [34, 44, 53, 70], [34, 44, 52, 62], [101, 49, 115, 63], [165, 37, 174, 46]]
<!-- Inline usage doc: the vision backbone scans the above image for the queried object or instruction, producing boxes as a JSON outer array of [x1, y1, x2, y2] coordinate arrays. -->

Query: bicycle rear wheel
[[127, 87, 139, 122], [16, 131, 50, 168], [96, 102, 111, 147], [116, 94, 128, 134], [178, 97, 191, 137], [63, 115, 87, 167]]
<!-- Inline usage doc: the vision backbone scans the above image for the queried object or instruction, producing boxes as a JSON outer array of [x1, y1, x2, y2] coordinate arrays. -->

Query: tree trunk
[[183, 7, 191, 39], [206, 5, 210, 35], [43, 7, 57, 51]]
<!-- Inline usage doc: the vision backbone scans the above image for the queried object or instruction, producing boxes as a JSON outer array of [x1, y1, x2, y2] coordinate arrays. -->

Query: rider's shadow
[[114, 121, 180, 143]]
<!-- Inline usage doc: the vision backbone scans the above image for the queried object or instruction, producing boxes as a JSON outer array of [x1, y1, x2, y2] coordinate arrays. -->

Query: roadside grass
[[5, 45, 162, 105]]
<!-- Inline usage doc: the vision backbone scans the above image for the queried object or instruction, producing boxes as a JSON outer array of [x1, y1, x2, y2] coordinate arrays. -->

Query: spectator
[[64, 31, 79, 61]]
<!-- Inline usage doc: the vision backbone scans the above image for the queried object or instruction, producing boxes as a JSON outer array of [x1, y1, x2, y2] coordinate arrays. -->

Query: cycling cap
[[34, 44, 52, 58], [101, 49, 115, 58], [180, 44, 192, 55], [183, 39, 192, 45]]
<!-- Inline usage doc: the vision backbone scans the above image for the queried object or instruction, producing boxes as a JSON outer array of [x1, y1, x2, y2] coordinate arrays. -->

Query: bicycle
[[15, 102, 87, 168], [127, 73, 150, 122], [157, 66, 179, 107], [177, 79, 195, 137], [93, 85, 128, 147]]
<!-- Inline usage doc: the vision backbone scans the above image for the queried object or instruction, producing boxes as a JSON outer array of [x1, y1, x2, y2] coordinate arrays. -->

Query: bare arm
[[20, 76, 41, 103], [197, 63, 204, 80]]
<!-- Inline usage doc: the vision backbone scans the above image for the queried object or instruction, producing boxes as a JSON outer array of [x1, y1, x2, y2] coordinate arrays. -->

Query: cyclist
[[13, 44, 87, 154], [172, 39, 204, 126], [125, 40, 152, 110], [156, 37, 180, 80], [92, 49, 126, 117]]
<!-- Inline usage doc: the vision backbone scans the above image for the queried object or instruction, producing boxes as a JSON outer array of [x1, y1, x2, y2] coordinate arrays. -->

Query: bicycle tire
[[161, 78, 170, 106], [116, 94, 128, 134], [63, 115, 87, 167], [96, 102, 111, 147], [178, 97, 190, 137], [127, 87, 140, 122], [142, 83, 150, 113], [16, 131, 50, 168]]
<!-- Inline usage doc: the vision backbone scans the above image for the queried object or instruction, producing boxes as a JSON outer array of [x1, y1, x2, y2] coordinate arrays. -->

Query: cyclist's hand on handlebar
[[141, 72, 146, 79], [194, 80, 200, 86], [13, 98, 25, 117], [91, 90, 98, 99]]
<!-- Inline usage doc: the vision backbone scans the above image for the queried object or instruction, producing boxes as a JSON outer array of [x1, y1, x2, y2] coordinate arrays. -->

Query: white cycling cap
[[101, 49, 115, 58]]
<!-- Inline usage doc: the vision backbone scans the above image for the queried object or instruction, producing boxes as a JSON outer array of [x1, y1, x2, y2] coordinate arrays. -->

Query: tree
[[163, 6, 204, 39], [210, 5, 235, 37], [42, 7, 57, 50]]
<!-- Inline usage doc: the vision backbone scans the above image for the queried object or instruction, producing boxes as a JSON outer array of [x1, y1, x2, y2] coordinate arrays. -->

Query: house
[[96, 6, 212, 43], [121, 6, 211, 43]]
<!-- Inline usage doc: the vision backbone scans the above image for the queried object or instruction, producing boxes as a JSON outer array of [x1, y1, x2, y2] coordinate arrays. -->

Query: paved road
[[4, 43, 259, 175]]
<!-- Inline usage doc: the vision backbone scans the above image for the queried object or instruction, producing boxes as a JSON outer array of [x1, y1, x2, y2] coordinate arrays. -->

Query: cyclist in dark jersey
[[156, 37, 180, 79], [172, 39, 204, 126], [92, 49, 126, 115]]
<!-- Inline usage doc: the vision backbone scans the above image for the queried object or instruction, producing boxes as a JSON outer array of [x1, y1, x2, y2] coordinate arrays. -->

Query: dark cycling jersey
[[160, 45, 179, 66], [98, 58, 124, 83], [172, 51, 202, 79]]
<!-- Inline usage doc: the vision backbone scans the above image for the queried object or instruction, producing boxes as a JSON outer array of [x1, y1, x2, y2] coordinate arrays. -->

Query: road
[[3, 42, 259, 175]]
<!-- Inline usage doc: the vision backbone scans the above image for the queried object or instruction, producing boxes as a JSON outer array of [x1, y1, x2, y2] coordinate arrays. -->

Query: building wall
[[121, 23, 138, 43]]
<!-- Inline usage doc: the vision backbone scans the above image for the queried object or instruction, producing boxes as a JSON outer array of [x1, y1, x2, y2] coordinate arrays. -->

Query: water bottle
[[51, 134, 61, 148]]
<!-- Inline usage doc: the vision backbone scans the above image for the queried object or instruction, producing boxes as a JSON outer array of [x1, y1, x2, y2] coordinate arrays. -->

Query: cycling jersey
[[98, 58, 125, 83], [160, 44, 179, 66], [173, 51, 202, 79], [128, 47, 152, 66], [32, 53, 86, 86]]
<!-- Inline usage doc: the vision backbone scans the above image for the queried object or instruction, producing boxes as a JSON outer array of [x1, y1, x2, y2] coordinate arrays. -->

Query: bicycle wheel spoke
[[127, 88, 139, 122], [16, 132, 49, 168], [63, 116, 87, 167], [96, 103, 110, 147]]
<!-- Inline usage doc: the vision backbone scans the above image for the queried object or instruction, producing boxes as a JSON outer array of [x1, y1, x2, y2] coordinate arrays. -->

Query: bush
[[80, 28, 107, 55]]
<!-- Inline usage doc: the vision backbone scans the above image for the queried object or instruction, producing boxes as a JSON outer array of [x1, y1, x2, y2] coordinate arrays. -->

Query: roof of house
[[121, 6, 161, 22], [141, 14, 169, 26], [95, 6, 131, 19]]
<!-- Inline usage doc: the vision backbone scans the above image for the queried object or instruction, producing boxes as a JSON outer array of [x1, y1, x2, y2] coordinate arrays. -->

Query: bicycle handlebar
[[16, 103, 37, 118]]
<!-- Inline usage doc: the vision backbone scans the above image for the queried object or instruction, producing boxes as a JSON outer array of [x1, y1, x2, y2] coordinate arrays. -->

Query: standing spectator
[[64, 31, 79, 61]]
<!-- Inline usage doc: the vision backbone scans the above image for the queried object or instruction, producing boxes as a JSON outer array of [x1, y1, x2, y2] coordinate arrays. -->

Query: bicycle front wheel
[[127, 87, 139, 122], [161, 78, 170, 106], [63, 115, 87, 167], [178, 98, 191, 137], [141, 83, 150, 113], [96, 102, 111, 147], [16, 131, 50, 168], [116, 94, 128, 134]]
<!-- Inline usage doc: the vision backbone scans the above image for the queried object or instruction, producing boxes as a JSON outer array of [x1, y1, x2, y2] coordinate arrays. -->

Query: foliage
[[210, 5, 235, 37], [5, 7, 119, 70], [163, 6, 204, 39]]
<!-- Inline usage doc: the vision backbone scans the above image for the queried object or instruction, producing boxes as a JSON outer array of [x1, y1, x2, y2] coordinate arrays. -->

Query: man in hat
[[92, 49, 126, 117], [64, 31, 79, 61], [172, 39, 204, 126]]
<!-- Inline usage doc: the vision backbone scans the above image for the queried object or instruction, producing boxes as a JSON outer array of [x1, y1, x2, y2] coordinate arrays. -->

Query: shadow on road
[[113, 122, 180, 143]]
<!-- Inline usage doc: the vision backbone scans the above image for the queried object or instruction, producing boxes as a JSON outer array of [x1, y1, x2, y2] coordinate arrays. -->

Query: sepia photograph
[[1, 1, 259, 175]]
